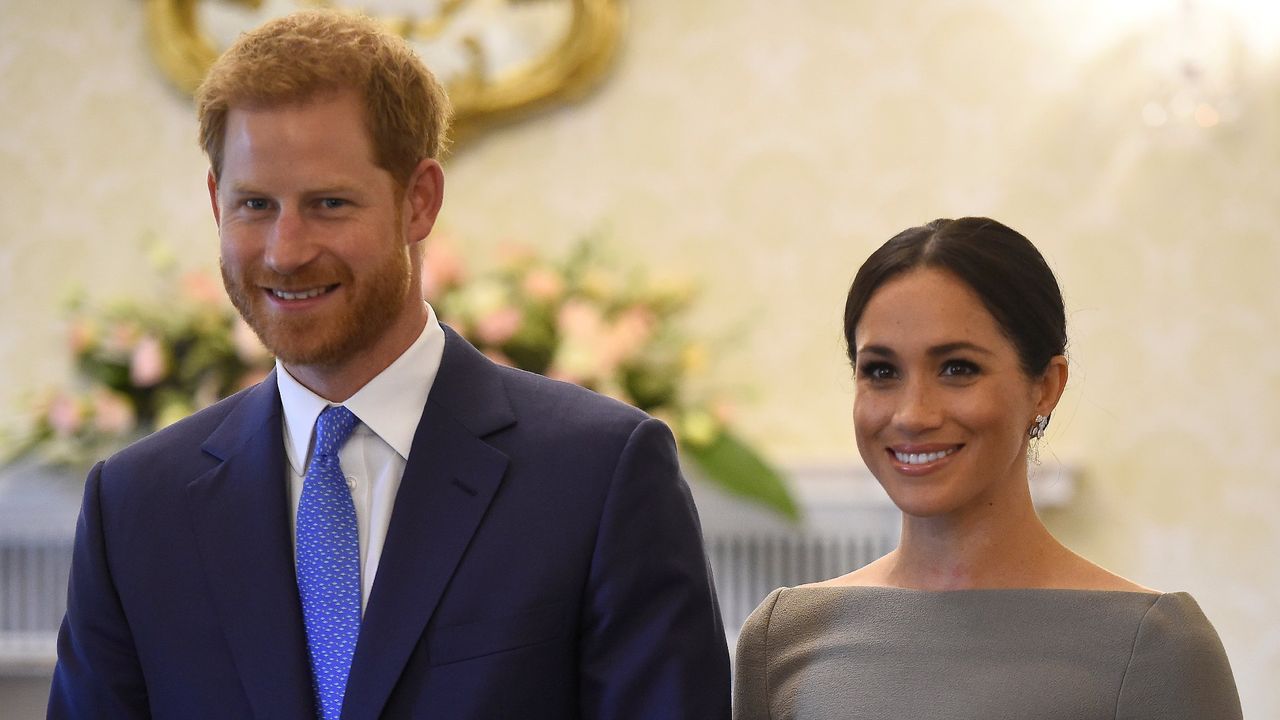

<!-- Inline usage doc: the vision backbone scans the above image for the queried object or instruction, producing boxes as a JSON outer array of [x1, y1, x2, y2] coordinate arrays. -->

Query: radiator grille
[[707, 531, 897, 633], [0, 531, 899, 663], [0, 541, 68, 668]]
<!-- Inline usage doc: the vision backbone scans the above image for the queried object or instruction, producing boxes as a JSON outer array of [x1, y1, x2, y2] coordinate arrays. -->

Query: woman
[[733, 218, 1241, 719]]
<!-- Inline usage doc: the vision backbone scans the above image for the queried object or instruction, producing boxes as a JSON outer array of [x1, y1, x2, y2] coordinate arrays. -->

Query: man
[[49, 10, 730, 719]]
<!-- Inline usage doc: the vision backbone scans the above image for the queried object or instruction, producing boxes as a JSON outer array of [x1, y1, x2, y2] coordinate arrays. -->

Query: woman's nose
[[892, 378, 944, 434]]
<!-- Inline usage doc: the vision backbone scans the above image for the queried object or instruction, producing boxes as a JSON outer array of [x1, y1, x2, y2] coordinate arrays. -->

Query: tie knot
[[314, 405, 359, 460]]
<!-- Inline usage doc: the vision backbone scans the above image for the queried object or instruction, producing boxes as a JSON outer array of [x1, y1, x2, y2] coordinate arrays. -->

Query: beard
[[221, 243, 414, 368]]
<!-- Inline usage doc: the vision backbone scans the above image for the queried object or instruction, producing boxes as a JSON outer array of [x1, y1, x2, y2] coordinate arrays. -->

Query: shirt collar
[[277, 303, 447, 474]]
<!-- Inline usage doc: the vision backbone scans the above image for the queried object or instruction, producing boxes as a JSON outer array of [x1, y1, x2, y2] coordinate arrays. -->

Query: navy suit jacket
[[49, 327, 731, 719]]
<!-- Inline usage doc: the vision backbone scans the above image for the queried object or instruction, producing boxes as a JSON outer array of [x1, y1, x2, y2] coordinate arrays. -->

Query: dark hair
[[843, 217, 1067, 376]]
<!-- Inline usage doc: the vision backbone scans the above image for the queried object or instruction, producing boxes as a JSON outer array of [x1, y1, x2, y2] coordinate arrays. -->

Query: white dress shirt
[[277, 304, 446, 612]]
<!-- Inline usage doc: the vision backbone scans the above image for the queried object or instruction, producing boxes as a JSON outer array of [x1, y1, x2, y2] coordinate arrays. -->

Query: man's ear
[[404, 158, 445, 244], [207, 170, 222, 228]]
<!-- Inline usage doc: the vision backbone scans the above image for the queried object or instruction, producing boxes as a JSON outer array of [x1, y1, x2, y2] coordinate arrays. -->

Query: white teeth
[[894, 448, 956, 465], [273, 287, 327, 300]]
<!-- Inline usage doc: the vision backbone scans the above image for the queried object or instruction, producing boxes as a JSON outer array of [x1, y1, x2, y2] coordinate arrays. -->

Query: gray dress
[[733, 586, 1241, 720]]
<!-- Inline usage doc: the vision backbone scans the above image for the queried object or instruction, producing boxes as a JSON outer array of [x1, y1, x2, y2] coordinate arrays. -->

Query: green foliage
[[683, 430, 800, 521]]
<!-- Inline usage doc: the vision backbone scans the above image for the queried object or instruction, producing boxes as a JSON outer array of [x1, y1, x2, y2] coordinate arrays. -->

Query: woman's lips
[[886, 444, 962, 475]]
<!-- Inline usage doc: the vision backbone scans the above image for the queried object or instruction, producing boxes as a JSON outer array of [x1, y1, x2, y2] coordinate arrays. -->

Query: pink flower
[[557, 300, 604, 338], [604, 306, 656, 363], [712, 398, 736, 424], [47, 393, 85, 437], [90, 389, 136, 435], [522, 268, 565, 302], [476, 306, 523, 346], [553, 301, 613, 381], [104, 322, 142, 355], [180, 271, 225, 305], [561, 305, 655, 376], [483, 349, 515, 367], [68, 318, 97, 355], [422, 235, 467, 300], [129, 335, 168, 387]]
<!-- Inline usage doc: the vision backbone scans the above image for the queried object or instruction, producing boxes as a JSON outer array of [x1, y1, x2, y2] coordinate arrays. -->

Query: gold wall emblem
[[145, 0, 624, 148]]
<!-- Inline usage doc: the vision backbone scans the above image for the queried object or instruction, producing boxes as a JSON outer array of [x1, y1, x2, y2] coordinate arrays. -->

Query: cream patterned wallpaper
[[2, 0, 1278, 714]]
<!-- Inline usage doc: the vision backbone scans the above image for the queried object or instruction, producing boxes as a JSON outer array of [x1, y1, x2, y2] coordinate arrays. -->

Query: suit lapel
[[343, 327, 515, 720], [185, 372, 315, 719]]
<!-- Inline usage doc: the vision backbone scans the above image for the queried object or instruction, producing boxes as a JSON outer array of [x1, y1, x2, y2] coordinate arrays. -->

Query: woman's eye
[[941, 359, 980, 377], [859, 362, 896, 381]]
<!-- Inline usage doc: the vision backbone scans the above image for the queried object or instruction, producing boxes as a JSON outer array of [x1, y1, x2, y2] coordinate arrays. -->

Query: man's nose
[[263, 208, 319, 274]]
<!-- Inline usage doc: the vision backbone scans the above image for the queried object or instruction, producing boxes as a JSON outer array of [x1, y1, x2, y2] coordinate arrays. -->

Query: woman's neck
[[823, 479, 1151, 593], [880, 481, 1070, 590]]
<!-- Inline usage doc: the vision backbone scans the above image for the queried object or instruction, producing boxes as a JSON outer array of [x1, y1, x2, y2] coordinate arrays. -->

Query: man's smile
[[268, 284, 339, 301]]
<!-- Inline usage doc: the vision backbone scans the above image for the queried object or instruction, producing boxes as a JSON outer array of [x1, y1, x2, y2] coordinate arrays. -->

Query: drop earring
[[1028, 414, 1049, 439]]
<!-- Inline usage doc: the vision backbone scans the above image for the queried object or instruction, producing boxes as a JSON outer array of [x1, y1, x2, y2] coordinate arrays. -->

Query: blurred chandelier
[[1139, 0, 1249, 131], [144, 0, 625, 148]]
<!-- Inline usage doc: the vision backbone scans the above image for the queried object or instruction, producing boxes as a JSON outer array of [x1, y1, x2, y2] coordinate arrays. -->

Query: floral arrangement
[[7, 237, 797, 518], [6, 270, 273, 469], [426, 236, 797, 518]]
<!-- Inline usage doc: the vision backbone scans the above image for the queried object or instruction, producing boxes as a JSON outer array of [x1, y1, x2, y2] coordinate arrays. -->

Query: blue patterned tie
[[296, 405, 362, 720]]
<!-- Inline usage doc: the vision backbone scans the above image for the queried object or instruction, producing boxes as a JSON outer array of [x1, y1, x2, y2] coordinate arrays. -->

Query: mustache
[[227, 260, 353, 291]]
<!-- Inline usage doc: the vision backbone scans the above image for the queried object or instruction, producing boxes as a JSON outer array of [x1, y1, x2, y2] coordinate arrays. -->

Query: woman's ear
[[1035, 355, 1069, 417]]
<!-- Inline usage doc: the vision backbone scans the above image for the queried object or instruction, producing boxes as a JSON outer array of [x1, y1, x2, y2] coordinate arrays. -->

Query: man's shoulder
[[493, 364, 650, 433], [438, 326, 650, 437], [104, 382, 269, 477]]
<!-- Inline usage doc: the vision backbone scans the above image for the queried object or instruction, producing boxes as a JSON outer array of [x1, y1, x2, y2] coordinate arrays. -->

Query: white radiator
[[0, 461, 80, 672]]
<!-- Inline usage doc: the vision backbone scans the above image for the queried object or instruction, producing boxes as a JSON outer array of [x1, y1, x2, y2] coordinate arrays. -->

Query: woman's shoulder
[[1127, 592, 1232, 659], [737, 586, 821, 641], [735, 585, 858, 653], [1115, 592, 1243, 718]]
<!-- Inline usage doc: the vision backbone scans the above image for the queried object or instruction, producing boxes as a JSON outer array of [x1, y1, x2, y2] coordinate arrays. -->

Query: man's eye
[[858, 362, 896, 381], [941, 360, 980, 377], [320, 198, 348, 209], [243, 199, 269, 211]]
